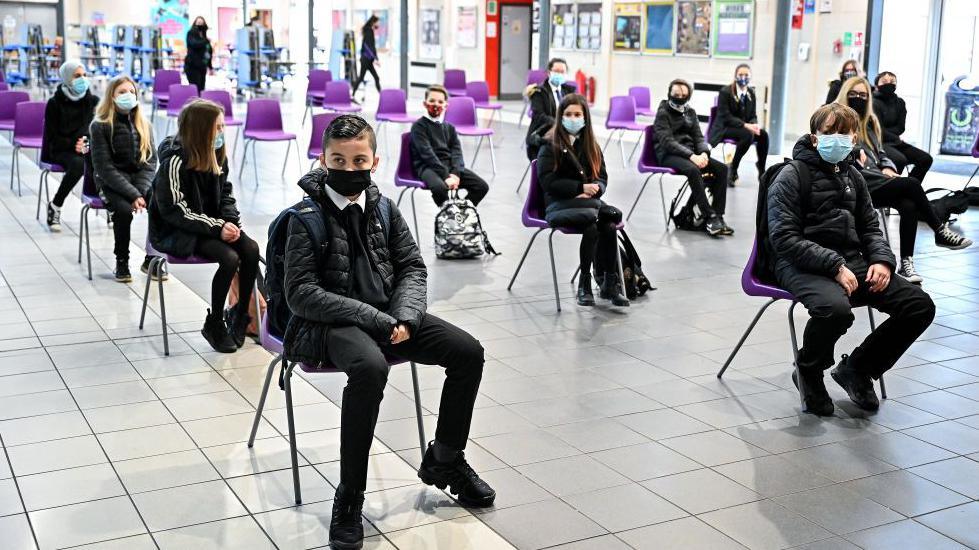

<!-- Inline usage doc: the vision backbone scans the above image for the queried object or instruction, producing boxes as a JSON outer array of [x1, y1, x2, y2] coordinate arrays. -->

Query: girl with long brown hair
[[536, 94, 628, 307], [148, 99, 260, 353]]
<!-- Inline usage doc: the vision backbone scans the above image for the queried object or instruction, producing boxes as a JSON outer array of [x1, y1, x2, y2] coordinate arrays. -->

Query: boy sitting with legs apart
[[282, 115, 495, 550], [409, 85, 490, 207]]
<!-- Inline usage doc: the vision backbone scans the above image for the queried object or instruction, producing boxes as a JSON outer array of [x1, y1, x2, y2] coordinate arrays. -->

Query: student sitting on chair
[[409, 84, 489, 207], [873, 71, 933, 183], [767, 102, 935, 416], [709, 63, 769, 185], [283, 114, 495, 550], [525, 57, 577, 162], [654, 79, 732, 237]]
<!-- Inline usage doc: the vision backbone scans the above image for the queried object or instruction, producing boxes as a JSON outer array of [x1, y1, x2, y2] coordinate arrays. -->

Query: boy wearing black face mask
[[873, 71, 933, 182], [409, 85, 490, 207], [282, 114, 496, 550]]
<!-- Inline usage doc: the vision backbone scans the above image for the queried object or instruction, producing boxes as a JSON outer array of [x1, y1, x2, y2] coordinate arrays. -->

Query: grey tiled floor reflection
[[0, 86, 978, 549]]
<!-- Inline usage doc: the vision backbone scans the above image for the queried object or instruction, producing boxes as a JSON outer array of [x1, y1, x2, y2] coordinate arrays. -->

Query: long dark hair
[[547, 94, 602, 180], [363, 15, 379, 32], [178, 99, 226, 174]]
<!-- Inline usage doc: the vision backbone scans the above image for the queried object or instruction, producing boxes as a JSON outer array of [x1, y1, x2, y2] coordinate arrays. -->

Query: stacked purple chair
[[0, 91, 29, 139], [9, 101, 45, 196], [303, 69, 332, 124], [306, 112, 340, 171], [394, 132, 425, 238], [77, 162, 106, 280], [604, 96, 649, 168], [444, 96, 496, 175], [239, 98, 301, 183], [443, 69, 467, 97], [632, 125, 686, 227], [507, 160, 626, 312], [629, 86, 656, 118], [163, 84, 200, 136], [150, 70, 182, 119], [716, 240, 887, 410], [321, 80, 362, 113], [518, 69, 548, 128], [375, 89, 416, 146], [466, 81, 503, 128], [201, 90, 244, 155]]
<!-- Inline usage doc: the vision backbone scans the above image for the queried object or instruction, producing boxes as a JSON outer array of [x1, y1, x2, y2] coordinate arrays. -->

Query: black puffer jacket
[[90, 112, 157, 203], [767, 136, 895, 277], [873, 90, 907, 144], [653, 100, 710, 162], [854, 126, 898, 193], [283, 170, 427, 365], [537, 139, 607, 215], [41, 87, 99, 163], [148, 137, 238, 257]]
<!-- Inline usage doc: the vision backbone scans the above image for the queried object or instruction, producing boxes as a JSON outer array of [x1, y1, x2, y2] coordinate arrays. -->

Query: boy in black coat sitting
[[282, 115, 495, 550], [409, 85, 489, 206]]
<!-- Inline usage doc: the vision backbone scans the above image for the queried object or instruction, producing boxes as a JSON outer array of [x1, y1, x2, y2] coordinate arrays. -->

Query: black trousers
[[103, 192, 136, 261], [50, 152, 87, 207], [192, 231, 260, 315], [884, 142, 933, 183], [352, 57, 381, 94], [326, 313, 484, 491], [185, 68, 206, 93], [870, 176, 939, 258], [718, 127, 769, 174], [419, 168, 489, 207], [659, 155, 729, 216], [777, 261, 935, 378]]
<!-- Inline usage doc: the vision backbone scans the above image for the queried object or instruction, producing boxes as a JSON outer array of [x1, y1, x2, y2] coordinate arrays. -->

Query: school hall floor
[[1, 89, 978, 550]]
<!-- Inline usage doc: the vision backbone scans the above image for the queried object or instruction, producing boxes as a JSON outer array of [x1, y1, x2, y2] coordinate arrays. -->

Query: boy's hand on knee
[[391, 323, 411, 344], [835, 265, 858, 296], [866, 263, 891, 293]]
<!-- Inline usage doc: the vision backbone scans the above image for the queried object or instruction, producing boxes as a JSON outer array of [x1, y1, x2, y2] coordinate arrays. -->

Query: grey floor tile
[[773, 484, 904, 535], [0, 514, 36, 550], [546, 418, 648, 453], [58, 362, 141, 389], [660, 430, 769, 466], [152, 516, 276, 550], [840, 431, 956, 469], [590, 441, 702, 481], [0, 390, 76, 422], [97, 424, 197, 462], [577, 388, 664, 417], [700, 500, 834, 549], [0, 410, 91, 446], [163, 390, 255, 422], [468, 467, 552, 513], [132, 480, 248, 532], [383, 514, 516, 549], [226, 465, 334, 514], [544, 535, 633, 550], [916, 501, 979, 548], [516, 454, 630, 497], [840, 470, 971, 517], [203, 436, 308, 478], [564, 483, 688, 532], [0, 478, 22, 517], [475, 429, 579, 466], [617, 408, 714, 440], [180, 412, 279, 448], [617, 516, 747, 549], [18, 463, 125, 511], [63, 533, 157, 549], [71, 380, 159, 409], [909, 457, 979, 499], [844, 519, 968, 550], [29, 496, 145, 550], [6, 435, 107, 476], [644, 468, 761, 515], [361, 484, 470, 533], [778, 442, 897, 482], [632, 378, 725, 407], [114, 449, 220, 494], [253, 499, 380, 550], [82, 400, 176, 434], [480, 498, 606, 550], [896, 390, 979, 419], [0, 371, 64, 399], [902, 419, 979, 455]]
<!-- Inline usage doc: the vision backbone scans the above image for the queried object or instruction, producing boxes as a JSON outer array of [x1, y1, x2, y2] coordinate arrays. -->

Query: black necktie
[[740, 93, 748, 110]]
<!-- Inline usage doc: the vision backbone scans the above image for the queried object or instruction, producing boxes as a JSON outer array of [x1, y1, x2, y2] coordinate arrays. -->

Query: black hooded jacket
[[283, 169, 427, 365], [767, 136, 895, 277], [41, 87, 99, 163], [873, 90, 907, 144], [185, 27, 213, 72], [653, 100, 710, 162], [148, 137, 238, 257]]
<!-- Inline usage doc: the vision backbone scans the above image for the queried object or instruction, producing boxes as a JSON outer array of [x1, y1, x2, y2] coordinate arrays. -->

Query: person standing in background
[[185, 16, 213, 93], [351, 15, 382, 97]]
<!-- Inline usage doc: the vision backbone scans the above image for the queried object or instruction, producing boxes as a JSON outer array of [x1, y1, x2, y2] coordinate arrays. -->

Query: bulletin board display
[[613, 3, 643, 52], [456, 6, 478, 48], [675, 0, 711, 56], [551, 3, 577, 50], [712, 0, 753, 58], [419, 8, 441, 59], [576, 3, 602, 51], [643, 1, 674, 53]]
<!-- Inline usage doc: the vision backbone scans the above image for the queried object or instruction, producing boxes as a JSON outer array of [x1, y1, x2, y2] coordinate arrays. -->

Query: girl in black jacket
[[537, 94, 628, 307], [825, 59, 860, 104], [90, 75, 158, 283], [709, 64, 769, 184], [149, 99, 259, 353], [351, 15, 382, 95], [873, 71, 933, 182], [42, 60, 99, 231], [185, 17, 213, 92]]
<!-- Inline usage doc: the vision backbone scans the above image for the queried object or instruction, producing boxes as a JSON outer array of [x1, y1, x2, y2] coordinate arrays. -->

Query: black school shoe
[[830, 354, 880, 411], [114, 260, 133, 283], [224, 306, 251, 348], [418, 442, 496, 507], [140, 257, 169, 281], [729, 171, 738, 187], [201, 308, 236, 353], [329, 484, 365, 550], [792, 368, 834, 416]]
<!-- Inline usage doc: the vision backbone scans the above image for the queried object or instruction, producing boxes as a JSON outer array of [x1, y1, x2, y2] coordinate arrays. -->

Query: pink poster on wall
[[218, 7, 240, 52]]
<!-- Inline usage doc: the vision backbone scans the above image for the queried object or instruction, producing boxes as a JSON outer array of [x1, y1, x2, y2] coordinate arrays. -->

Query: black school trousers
[[884, 142, 933, 183], [49, 152, 87, 207], [659, 155, 729, 217], [870, 176, 940, 258], [419, 168, 489, 207], [326, 313, 484, 492], [777, 261, 935, 378]]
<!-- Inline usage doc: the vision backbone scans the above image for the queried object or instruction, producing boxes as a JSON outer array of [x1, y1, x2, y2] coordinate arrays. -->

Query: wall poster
[[151, 0, 190, 49], [576, 3, 602, 51], [613, 3, 643, 52], [551, 4, 576, 49], [675, 0, 710, 56], [713, 0, 753, 58], [643, 1, 674, 53], [420, 8, 441, 59], [456, 6, 478, 48]]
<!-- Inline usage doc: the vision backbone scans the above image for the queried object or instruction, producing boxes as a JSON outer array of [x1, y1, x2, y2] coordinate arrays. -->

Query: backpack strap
[[787, 160, 812, 216], [292, 199, 330, 263], [376, 196, 394, 245]]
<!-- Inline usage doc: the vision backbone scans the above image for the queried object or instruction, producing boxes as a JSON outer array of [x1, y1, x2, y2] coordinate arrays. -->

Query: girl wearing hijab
[[185, 16, 213, 92], [42, 60, 99, 231], [351, 15, 382, 96]]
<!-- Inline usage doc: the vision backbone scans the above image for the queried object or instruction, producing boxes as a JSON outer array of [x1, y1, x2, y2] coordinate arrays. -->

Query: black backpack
[[593, 230, 654, 299], [265, 196, 393, 337], [754, 159, 811, 284], [927, 188, 969, 225], [668, 172, 719, 231]]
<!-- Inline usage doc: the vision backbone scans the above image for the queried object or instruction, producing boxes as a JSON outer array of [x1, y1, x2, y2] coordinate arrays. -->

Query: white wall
[[878, 0, 930, 146]]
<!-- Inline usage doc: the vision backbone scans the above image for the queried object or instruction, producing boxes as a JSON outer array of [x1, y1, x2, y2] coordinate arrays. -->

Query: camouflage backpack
[[433, 192, 499, 259]]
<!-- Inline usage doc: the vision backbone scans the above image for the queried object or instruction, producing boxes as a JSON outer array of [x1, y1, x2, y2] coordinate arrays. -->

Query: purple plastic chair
[[445, 96, 496, 175], [394, 132, 425, 238], [629, 86, 655, 118], [518, 69, 549, 128], [36, 122, 65, 219], [0, 91, 29, 137], [716, 240, 886, 410], [239, 98, 301, 183], [77, 162, 105, 280], [306, 112, 340, 170], [707, 104, 740, 161], [443, 69, 467, 97], [322, 80, 362, 113], [163, 84, 200, 136], [506, 160, 626, 312], [0, 82, 8, 92], [303, 69, 333, 124], [151, 70, 182, 119], [375, 88, 416, 147], [9, 101, 45, 196], [604, 96, 650, 168], [201, 89, 244, 155], [631, 126, 687, 228], [466, 81, 503, 128]]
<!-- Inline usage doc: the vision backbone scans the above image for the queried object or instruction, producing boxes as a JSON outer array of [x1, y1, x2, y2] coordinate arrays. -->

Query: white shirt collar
[[425, 114, 443, 124], [737, 85, 749, 97], [323, 183, 367, 211]]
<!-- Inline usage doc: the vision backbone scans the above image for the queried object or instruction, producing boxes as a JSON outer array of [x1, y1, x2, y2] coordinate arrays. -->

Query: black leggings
[[50, 152, 87, 207], [193, 232, 260, 316], [352, 57, 380, 94], [870, 176, 939, 258], [582, 206, 621, 277], [884, 142, 933, 183]]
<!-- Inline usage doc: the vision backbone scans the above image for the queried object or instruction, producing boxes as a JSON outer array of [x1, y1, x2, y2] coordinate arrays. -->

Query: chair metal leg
[[139, 256, 157, 329], [547, 229, 561, 312], [283, 361, 302, 504], [787, 301, 806, 408], [36, 170, 48, 220], [396, 187, 409, 207], [248, 353, 281, 447], [8, 148, 13, 190], [517, 161, 531, 194], [409, 361, 427, 461], [158, 259, 169, 356], [233, 126, 242, 157], [294, 139, 302, 170], [238, 139, 250, 180], [866, 308, 887, 399], [84, 211, 93, 280], [164, 118, 171, 137], [602, 130, 615, 152], [618, 131, 627, 168], [627, 134, 642, 162], [570, 265, 581, 284], [488, 136, 497, 175], [627, 174, 653, 221], [717, 298, 779, 378], [967, 164, 979, 188], [471, 135, 485, 167], [302, 102, 311, 125], [507, 228, 545, 290], [282, 140, 291, 178], [251, 140, 259, 186], [77, 206, 86, 262], [409, 189, 420, 239]]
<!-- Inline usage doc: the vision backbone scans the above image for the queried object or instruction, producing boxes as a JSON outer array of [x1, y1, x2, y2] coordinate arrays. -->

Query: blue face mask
[[114, 92, 138, 112], [549, 72, 566, 87], [71, 76, 89, 95], [562, 116, 585, 135], [213, 131, 225, 150], [736, 76, 750, 87], [815, 134, 854, 164]]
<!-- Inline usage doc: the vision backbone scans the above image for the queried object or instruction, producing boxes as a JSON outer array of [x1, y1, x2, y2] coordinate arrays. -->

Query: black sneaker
[[418, 442, 496, 507], [329, 484, 365, 550], [718, 217, 735, 236], [791, 368, 834, 416], [114, 260, 133, 283], [201, 308, 236, 353], [46, 202, 61, 232], [935, 223, 973, 250], [224, 306, 251, 348], [140, 257, 169, 281], [705, 215, 724, 237], [830, 354, 879, 411], [729, 171, 738, 187]]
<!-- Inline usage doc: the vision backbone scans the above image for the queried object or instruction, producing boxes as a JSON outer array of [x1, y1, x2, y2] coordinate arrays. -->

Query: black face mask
[[669, 95, 689, 106], [196, 23, 208, 31], [325, 168, 372, 196], [847, 97, 868, 115], [877, 83, 896, 96]]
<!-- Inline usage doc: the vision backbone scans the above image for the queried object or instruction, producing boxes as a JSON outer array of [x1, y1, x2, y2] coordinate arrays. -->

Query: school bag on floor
[[594, 229, 655, 299], [434, 191, 499, 259], [668, 171, 717, 231]]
